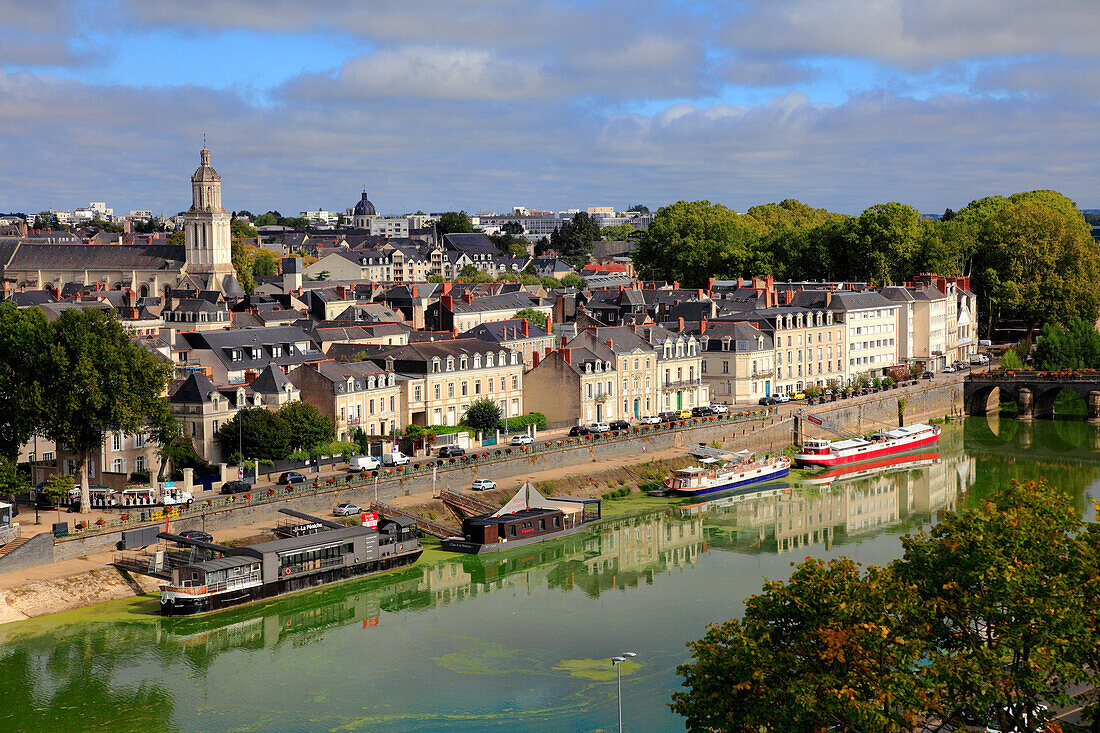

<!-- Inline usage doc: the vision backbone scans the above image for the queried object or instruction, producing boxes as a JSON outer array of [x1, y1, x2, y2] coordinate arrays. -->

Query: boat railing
[[164, 575, 261, 596]]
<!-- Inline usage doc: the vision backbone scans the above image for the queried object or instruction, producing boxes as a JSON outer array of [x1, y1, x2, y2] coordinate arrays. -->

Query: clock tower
[[183, 145, 240, 295]]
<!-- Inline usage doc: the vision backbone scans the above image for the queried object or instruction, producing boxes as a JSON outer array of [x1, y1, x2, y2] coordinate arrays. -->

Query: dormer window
[[486, 353, 494, 368], [786, 316, 793, 329], [586, 363, 592, 373], [460, 356, 468, 370], [388, 373, 395, 386], [796, 314, 803, 328], [432, 357, 441, 373], [446, 356, 455, 371], [473, 355, 481, 369], [511, 353, 519, 365]]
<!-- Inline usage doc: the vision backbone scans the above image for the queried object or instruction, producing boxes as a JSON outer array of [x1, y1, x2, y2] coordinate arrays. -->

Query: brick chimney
[[532, 351, 540, 367], [707, 277, 715, 294], [441, 294, 454, 311], [562, 347, 572, 364], [337, 285, 348, 299], [784, 290, 794, 305], [606, 338, 614, 350], [520, 319, 529, 337], [411, 286, 418, 298], [672, 281, 679, 290], [697, 289, 706, 298], [462, 290, 474, 304], [700, 318, 707, 334], [441, 281, 453, 295], [678, 316, 685, 330]]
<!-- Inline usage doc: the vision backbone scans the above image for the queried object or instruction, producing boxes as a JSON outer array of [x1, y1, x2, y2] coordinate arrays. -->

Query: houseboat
[[793, 423, 941, 468], [441, 482, 601, 554], [665, 448, 791, 498], [801, 451, 941, 488], [158, 511, 422, 616]]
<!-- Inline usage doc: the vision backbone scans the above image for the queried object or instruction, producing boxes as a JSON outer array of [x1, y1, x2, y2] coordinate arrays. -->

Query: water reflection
[[5, 418, 1100, 733]]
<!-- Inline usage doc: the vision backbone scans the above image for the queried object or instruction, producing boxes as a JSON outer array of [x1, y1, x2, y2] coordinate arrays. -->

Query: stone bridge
[[964, 371, 1100, 420]]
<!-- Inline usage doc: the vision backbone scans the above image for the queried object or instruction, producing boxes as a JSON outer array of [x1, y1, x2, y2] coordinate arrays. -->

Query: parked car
[[942, 365, 956, 373], [789, 391, 806, 401], [758, 396, 779, 406], [438, 445, 465, 457], [348, 455, 380, 471], [178, 530, 213, 543], [978, 339, 992, 347], [774, 393, 791, 403], [710, 404, 729, 414], [659, 411, 680, 423], [279, 471, 306, 485], [219, 480, 252, 495], [471, 479, 497, 491], [677, 409, 692, 419], [922, 372, 935, 380], [609, 419, 630, 431], [588, 422, 611, 433], [691, 406, 713, 417], [382, 451, 410, 466], [640, 415, 661, 425], [568, 425, 591, 436], [509, 434, 533, 445], [333, 502, 360, 516]]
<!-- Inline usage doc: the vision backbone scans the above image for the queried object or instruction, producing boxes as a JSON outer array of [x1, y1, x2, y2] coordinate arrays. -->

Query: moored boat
[[793, 423, 940, 468], [666, 452, 791, 497]]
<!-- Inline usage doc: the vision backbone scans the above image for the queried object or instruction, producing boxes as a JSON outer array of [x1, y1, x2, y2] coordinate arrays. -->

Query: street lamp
[[611, 652, 637, 732]]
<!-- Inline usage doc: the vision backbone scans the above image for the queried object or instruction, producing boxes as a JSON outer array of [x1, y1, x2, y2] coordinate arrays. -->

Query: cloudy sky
[[1, 0, 1097, 217]]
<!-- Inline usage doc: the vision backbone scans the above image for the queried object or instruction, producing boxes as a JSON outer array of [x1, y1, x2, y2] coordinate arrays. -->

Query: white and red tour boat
[[793, 423, 940, 468]]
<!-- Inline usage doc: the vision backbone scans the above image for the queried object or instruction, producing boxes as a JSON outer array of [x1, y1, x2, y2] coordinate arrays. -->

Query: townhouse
[[367, 338, 525, 428], [680, 319, 774, 404], [430, 290, 553, 332], [290, 360, 401, 441], [459, 318, 555, 370], [178, 325, 325, 384]]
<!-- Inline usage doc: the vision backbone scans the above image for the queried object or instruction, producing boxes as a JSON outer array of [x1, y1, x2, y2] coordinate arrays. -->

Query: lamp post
[[611, 652, 637, 732]]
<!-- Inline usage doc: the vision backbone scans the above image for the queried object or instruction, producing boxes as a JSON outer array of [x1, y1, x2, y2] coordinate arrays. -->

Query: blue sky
[[1, 0, 1097, 217]]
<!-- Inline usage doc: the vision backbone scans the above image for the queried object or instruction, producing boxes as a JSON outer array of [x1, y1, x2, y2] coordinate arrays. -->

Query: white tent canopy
[[491, 481, 559, 518]]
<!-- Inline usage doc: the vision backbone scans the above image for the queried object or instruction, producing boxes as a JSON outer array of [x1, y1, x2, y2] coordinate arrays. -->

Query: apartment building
[[680, 320, 774, 404], [290, 360, 401, 440], [632, 324, 710, 413], [368, 338, 525, 428], [744, 305, 847, 394]]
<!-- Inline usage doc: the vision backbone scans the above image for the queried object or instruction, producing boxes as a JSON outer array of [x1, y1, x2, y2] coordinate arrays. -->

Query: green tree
[[671, 557, 922, 732], [849, 202, 922, 285], [427, 274, 445, 283], [436, 211, 476, 237], [518, 272, 541, 286], [167, 229, 185, 246], [231, 240, 255, 294], [251, 248, 280, 277], [39, 472, 75, 519], [896, 479, 1084, 732], [456, 265, 493, 283], [147, 406, 182, 482], [633, 200, 764, 286], [230, 218, 257, 240], [277, 401, 334, 452], [539, 276, 561, 290], [560, 273, 585, 289], [0, 457, 26, 502], [557, 212, 601, 267], [40, 309, 172, 511], [600, 223, 636, 241], [215, 408, 291, 462], [513, 308, 548, 330], [463, 397, 502, 433], [1000, 348, 1023, 370], [501, 221, 525, 237], [255, 212, 278, 227], [0, 303, 48, 460]]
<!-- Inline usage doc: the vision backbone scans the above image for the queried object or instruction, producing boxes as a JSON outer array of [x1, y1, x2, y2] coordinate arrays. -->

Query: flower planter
[[244, 493, 252, 500], [121, 514, 130, 521]]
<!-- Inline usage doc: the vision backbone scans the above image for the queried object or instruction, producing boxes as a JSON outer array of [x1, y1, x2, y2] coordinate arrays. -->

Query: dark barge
[[440, 482, 601, 554], [158, 511, 422, 616]]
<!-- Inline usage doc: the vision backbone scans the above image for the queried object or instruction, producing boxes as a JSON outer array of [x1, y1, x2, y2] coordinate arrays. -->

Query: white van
[[382, 451, 410, 466], [348, 455, 381, 471]]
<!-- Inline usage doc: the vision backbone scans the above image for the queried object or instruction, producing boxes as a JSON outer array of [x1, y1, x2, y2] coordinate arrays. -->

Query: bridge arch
[[1032, 384, 1092, 420], [964, 384, 1003, 417]]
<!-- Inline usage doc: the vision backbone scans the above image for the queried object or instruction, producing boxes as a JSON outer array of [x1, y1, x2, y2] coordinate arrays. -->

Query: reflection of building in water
[[697, 486, 844, 554], [774, 490, 846, 553]]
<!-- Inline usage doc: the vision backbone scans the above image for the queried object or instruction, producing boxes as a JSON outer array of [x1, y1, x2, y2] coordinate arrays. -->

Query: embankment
[[0, 566, 161, 624]]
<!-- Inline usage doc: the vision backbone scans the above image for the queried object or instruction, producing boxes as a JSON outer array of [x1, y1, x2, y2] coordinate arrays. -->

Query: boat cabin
[[798, 438, 833, 456], [462, 507, 566, 545]]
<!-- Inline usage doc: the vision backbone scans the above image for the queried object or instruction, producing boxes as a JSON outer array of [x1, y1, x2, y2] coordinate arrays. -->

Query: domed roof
[[192, 146, 220, 183], [353, 191, 376, 217]]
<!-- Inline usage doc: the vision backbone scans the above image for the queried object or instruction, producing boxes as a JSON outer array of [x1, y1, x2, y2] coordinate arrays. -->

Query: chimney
[[521, 319, 529, 337], [606, 338, 614, 350], [700, 318, 707, 334], [441, 281, 453, 295], [562, 347, 572, 364], [784, 290, 794, 305], [452, 327, 458, 338], [532, 351, 540, 367], [678, 316, 685, 331], [441, 294, 454, 311], [411, 286, 418, 298], [672, 281, 679, 290], [462, 290, 474, 304], [707, 277, 715, 294], [698, 289, 706, 298]]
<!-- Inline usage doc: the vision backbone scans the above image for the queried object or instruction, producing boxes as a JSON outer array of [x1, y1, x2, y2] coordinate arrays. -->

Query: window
[[112, 433, 123, 452], [722, 360, 729, 374], [111, 458, 124, 473], [511, 375, 518, 390], [432, 358, 441, 373], [461, 382, 468, 397], [135, 456, 146, 471], [448, 383, 455, 398], [414, 385, 422, 402], [133, 432, 146, 449], [474, 380, 481, 395], [434, 384, 441, 400]]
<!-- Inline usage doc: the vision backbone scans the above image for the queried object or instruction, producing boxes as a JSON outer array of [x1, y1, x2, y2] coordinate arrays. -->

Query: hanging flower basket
[[326, 477, 336, 485]]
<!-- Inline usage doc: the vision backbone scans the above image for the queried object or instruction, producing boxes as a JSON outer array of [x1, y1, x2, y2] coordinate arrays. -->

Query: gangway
[[439, 489, 500, 519], [369, 502, 460, 539]]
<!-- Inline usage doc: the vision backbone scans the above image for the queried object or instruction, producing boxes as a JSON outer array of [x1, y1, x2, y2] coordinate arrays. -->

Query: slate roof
[[828, 290, 896, 311], [443, 232, 499, 254], [170, 372, 218, 404], [7, 243, 185, 270], [250, 364, 292, 394], [447, 291, 548, 314], [7, 290, 55, 306], [460, 318, 550, 342]]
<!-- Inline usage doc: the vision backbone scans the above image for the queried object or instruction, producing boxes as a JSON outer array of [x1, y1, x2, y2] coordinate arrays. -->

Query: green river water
[[4, 416, 1100, 733]]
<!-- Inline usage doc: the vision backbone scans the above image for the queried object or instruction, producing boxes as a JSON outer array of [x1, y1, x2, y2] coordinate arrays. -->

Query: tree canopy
[[462, 397, 502, 433], [215, 401, 334, 461], [513, 308, 548, 330], [635, 191, 1100, 335], [435, 211, 476, 237], [672, 479, 1099, 732]]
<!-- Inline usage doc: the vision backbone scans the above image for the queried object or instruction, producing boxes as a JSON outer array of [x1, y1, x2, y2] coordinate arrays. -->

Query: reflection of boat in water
[[678, 483, 793, 518], [666, 446, 791, 497], [794, 424, 940, 467], [801, 452, 941, 488]]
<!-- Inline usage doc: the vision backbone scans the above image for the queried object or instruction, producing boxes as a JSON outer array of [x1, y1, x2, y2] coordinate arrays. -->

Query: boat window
[[509, 525, 517, 537], [539, 519, 546, 530]]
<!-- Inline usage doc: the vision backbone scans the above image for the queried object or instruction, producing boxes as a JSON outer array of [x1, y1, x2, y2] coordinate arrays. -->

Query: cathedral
[[1, 146, 242, 300]]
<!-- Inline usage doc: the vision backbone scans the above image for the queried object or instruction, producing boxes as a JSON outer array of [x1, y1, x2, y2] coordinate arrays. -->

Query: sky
[[1, 0, 1097, 218]]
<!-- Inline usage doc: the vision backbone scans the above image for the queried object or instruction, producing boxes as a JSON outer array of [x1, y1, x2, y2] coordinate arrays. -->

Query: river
[[3, 416, 1100, 733]]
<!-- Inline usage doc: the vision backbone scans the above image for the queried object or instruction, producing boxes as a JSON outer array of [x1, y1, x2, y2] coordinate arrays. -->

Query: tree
[[557, 212, 601, 267], [513, 308, 548, 330], [501, 221, 525, 236], [435, 211, 476, 237], [231, 240, 255, 294], [147, 406, 182, 482], [1033, 319, 1100, 370], [277, 401, 334, 452], [167, 229, 185, 246], [560, 273, 585, 289], [896, 397, 908, 427], [251, 248, 280, 277], [1000, 348, 1023, 370], [600, 223, 636, 241], [633, 201, 764, 287], [540, 276, 561, 290], [463, 397, 502, 433], [534, 236, 550, 255], [230, 218, 257, 240], [216, 408, 291, 462], [456, 265, 493, 283], [427, 274, 445, 283], [518, 272, 541, 287], [627, 204, 649, 213], [0, 303, 48, 461], [896, 479, 1085, 732], [39, 473, 75, 520], [671, 557, 922, 732], [0, 457, 26, 503], [851, 202, 922, 285], [255, 212, 278, 227], [40, 309, 172, 512]]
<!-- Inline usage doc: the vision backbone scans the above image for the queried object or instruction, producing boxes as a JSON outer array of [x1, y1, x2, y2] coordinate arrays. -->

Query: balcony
[[751, 370, 775, 379], [344, 416, 361, 425], [660, 378, 702, 391]]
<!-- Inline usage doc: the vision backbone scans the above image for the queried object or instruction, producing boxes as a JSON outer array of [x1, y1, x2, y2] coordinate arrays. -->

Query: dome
[[353, 191, 376, 217], [192, 146, 220, 183]]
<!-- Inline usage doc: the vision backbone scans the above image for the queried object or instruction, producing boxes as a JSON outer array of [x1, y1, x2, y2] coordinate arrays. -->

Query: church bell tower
[[183, 145, 240, 295]]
